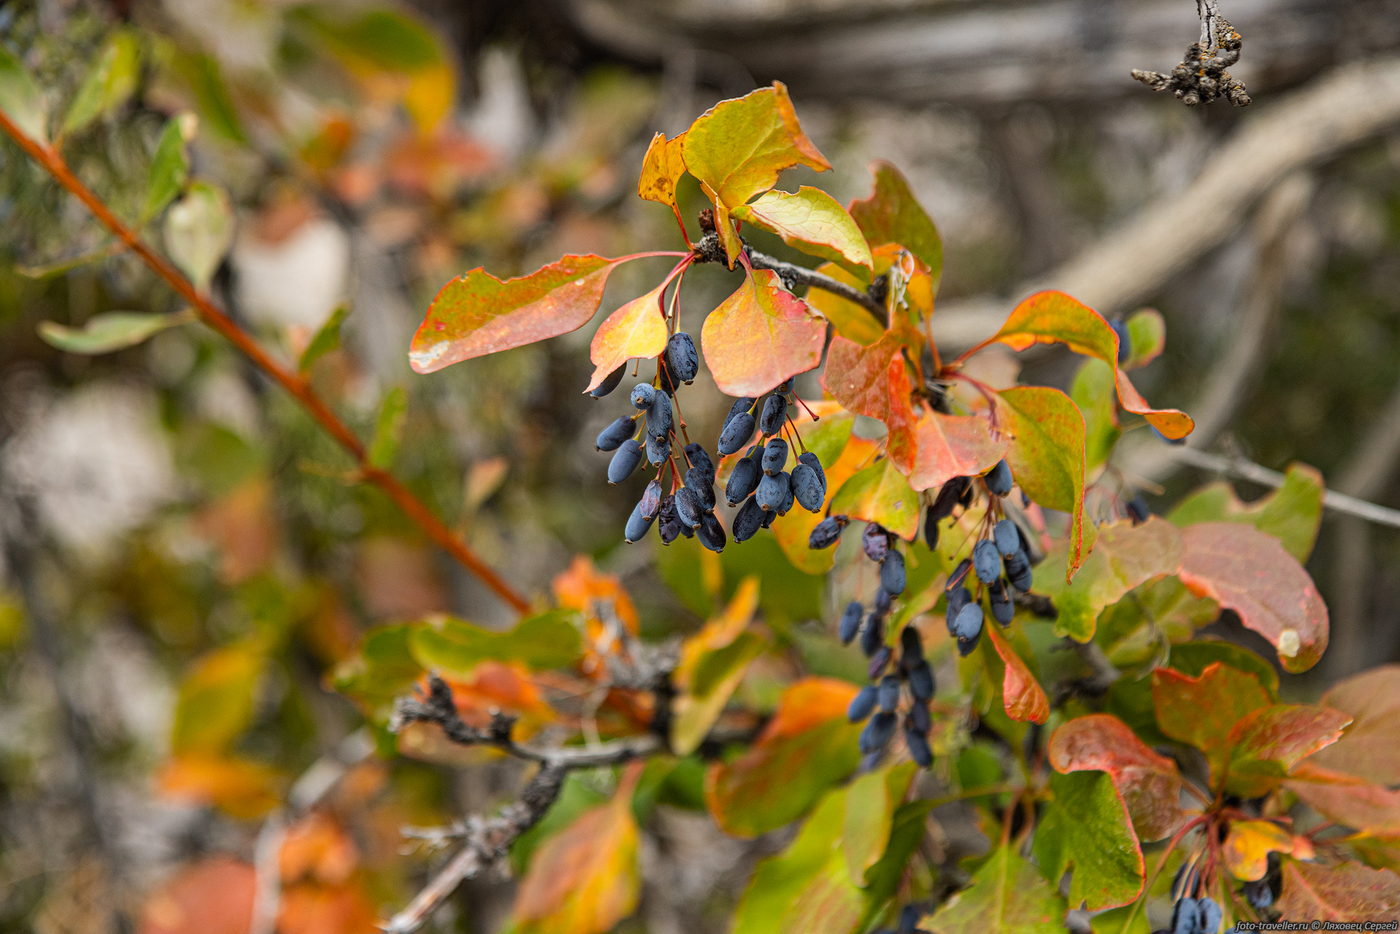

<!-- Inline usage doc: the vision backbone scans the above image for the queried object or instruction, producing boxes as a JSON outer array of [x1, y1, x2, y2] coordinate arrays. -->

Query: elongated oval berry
[[596, 415, 637, 452], [624, 500, 655, 543], [639, 479, 663, 520], [645, 432, 669, 466], [907, 661, 934, 702], [867, 645, 892, 680], [665, 331, 699, 383], [903, 722, 933, 767], [725, 456, 761, 505], [973, 539, 1001, 583], [1126, 495, 1150, 526], [944, 586, 972, 632], [607, 439, 643, 483], [1169, 897, 1198, 934], [761, 438, 788, 475], [696, 511, 727, 552], [1196, 897, 1221, 934], [755, 471, 791, 512], [862, 523, 890, 562], [930, 476, 968, 520], [947, 557, 973, 590], [989, 578, 1013, 625], [877, 675, 901, 713], [1005, 549, 1033, 592], [993, 519, 1021, 557], [648, 391, 673, 438], [657, 496, 682, 544], [847, 685, 877, 723], [790, 462, 824, 512], [684, 443, 715, 479], [725, 396, 755, 422], [951, 603, 983, 643], [899, 626, 923, 665], [860, 612, 885, 658], [873, 587, 892, 619], [808, 514, 847, 549], [797, 451, 824, 482], [674, 487, 704, 528], [923, 508, 940, 550], [761, 507, 777, 529], [759, 393, 787, 436], [1243, 879, 1272, 911], [985, 458, 1013, 496], [685, 466, 716, 510], [908, 698, 931, 733], [630, 382, 655, 409], [589, 365, 625, 398], [880, 550, 906, 595], [732, 496, 765, 543], [859, 711, 897, 755], [838, 601, 863, 644], [717, 411, 756, 455]]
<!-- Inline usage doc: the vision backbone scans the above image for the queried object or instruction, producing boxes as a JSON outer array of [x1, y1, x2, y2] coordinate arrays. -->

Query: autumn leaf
[[700, 267, 826, 396], [1168, 463, 1325, 563], [672, 578, 764, 755], [1284, 762, 1400, 836], [1224, 703, 1351, 798], [585, 280, 670, 391], [1177, 522, 1329, 672], [1032, 770, 1145, 911], [822, 334, 918, 472], [848, 161, 943, 287], [828, 456, 922, 540], [770, 412, 879, 574], [983, 624, 1050, 725], [1152, 662, 1273, 783], [1305, 664, 1400, 784], [907, 409, 1008, 492], [155, 753, 283, 819], [637, 131, 688, 215], [1276, 861, 1400, 922], [411, 255, 627, 372], [1222, 820, 1306, 881], [138, 857, 255, 934], [733, 187, 872, 276], [1048, 714, 1187, 842], [999, 386, 1092, 578]]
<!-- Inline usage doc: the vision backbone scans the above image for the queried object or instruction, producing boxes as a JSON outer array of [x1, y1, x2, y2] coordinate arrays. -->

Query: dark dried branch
[[1131, 0, 1251, 106], [690, 232, 887, 320]]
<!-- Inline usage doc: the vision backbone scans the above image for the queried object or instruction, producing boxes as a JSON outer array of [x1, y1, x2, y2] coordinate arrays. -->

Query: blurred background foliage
[[1, 0, 1398, 931]]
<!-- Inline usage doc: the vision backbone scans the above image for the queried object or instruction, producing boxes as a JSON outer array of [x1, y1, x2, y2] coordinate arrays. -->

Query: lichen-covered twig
[[1131, 0, 1251, 106]]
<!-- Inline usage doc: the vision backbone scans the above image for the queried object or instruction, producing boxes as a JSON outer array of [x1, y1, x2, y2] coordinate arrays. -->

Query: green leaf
[[62, 30, 141, 135], [1048, 714, 1187, 842], [704, 678, 862, 837], [700, 267, 826, 397], [769, 411, 856, 575], [152, 43, 246, 143], [164, 180, 234, 292], [1034, 518, 1182, 642], [38, 310, 192, 355], [298, 304, 350, 373], [0, 45, 48, 143], [368, 386, 408, 470], [1177, 522, 1328, 672], [1070, 358, 1120, 472], [842, 763, 916, 884], [733, 187, 872, 276], [293, 5, 442, 71], [1121, 309, 1165, 370], [1224, 704, 1351, 798], [847, 161, 942, 288], [171, 638, 268, 755], [1151, 662, 1272, 784], [1168, 463, 1324, 563], [143, 114, 192, 222], [411, 255, 627, 373], [331, 623, 423, 720], [927, 845, 1067, 933], [672, 580, 765, 755], [829, 456, 921, 540], [408, 610, 584, 675], [1167, 640, 1279, 697], [1032, 770, 1144, 911], [999, 385, 1092, 578]]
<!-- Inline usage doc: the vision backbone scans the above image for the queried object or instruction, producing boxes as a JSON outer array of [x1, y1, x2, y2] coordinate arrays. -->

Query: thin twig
[[0, 108, 530, 615], [689, 232, 887, 320]]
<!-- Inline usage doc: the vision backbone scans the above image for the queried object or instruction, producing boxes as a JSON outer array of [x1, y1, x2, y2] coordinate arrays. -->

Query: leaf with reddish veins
[[1224, 704, 1352, 798], [733, 187, 872, 276], [1152, 662, 1273, 783], [822, 334, 918, 472], [585, 282, 670, 391], [411, 255, 624, 373], [984, 291, 1193, 440], [1048, 714, 1187, 842], [1305, 664, 1400, 785], [907, 410, 1007, 492], [848, 161, 943, 286], [999, 386, 1092, 579], [828, 457, 921, 539], [1285, 762, 1400, 836], [513, 768, 641, 934], [637, 131, 687, 212], [1222, 820, 1303, 881], [701, 267, 826, 396], [1276, 861, 1400, 922], [1178, 522, 1329, 672], [705, 678, 862, 838], [983, 625, 1049, 725]]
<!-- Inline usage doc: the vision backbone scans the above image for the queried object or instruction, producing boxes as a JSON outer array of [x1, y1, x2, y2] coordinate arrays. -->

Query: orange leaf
[[156, 753, 282, 819], [984, 625, 1049, 725], [1284, 762, 1400, 836], [733, 187, 872, 275], [411, 255, 625, 372], [1224, 703, 1351, 798], [822, 333, 918, 473], [1178, 523, 1329, 672], [1276, 861, 1400, 922], [1152, 662, 1273, 784], [700, 267, 825, 396], [907, 410, 1008, 493], [636, 131, 687, 212], [1307, 665, 1400, 784], [1048, 713, 1187, 841], [585, 281, 669, 391], [278, 881, 379, 934], [1222, 820, 1300, 881], [279, 813, 359, 885], [138, 858, 255, 934]]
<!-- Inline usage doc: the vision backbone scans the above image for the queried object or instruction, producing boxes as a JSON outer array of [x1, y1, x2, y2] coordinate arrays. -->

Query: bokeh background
[[2, 0, 1398, 931]]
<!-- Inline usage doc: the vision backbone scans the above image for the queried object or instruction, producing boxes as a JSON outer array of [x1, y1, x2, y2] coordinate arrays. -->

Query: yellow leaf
[[586, 281, 670, 391], [1222, 820, 1297, 881], [637, 131, 687, 212]]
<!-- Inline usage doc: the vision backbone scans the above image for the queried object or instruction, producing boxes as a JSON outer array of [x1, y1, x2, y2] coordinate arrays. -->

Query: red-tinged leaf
[[705, 678, 862, 838], [927, 845, 1067, 934], [907, 409, 1008, 492], [277, 881, 378, 934], [1222, 820, 1304, 881], [700, 267, 826, 396], [734, 187, 872, 276], [1177, 522, 1329, 672], [1048, 714, 1187, 842], [637, 131, 687, 212], [513, 769, 641, 934], [1307, 665, 1400, 784], [1035, 519, 1183, 643], [138, 857, 255, 934], [828, 457, 921, 540], [1285, 762, 1400, 836], [822, 334, 918, 472], [412, 255, 624, 372], [984, 625, 1050, 725], [842, 763, 917, 883], [1169, 463, 1325, 563], [584, 282, 669, 391], [1152, 663, 1272, 784], [1276, 861, 1400, 922], [848, 161, 943, 286], [1224, 704, 1352, 798], [998, 386, 1092, 578], [1032, 770, 1145, 911], [983, 291, 1193, 439]]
